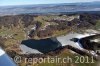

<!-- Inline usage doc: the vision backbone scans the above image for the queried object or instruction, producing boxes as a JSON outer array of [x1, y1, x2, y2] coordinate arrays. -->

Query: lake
[[20, 32, 99, 54]]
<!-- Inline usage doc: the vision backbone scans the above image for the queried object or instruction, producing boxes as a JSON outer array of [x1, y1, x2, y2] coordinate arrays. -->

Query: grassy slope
[[38, 50, 96, 66], [96, 20, 100, 29]]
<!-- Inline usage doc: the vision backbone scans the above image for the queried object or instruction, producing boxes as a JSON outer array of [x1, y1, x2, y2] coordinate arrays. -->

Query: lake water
[[20, 38, 62, 54], [20, 32, 99, 54]]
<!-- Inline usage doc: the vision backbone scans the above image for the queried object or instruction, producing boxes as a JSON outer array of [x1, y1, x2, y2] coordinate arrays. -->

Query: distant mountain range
[[0, 1, 100, 16]]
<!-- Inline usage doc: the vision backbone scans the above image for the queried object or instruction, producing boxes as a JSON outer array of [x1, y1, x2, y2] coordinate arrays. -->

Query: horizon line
[[0, 1, 99, 7]]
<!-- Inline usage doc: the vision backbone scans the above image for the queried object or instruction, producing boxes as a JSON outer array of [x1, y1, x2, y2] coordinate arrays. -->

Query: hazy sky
[[0, 0, 100, 6]]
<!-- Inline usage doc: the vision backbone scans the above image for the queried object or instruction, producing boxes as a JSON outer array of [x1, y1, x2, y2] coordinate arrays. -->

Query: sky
[[0, 0, 100, 6]]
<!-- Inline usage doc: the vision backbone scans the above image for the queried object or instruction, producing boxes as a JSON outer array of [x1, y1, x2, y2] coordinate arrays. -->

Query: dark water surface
[[21, 38, 62, 53]]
